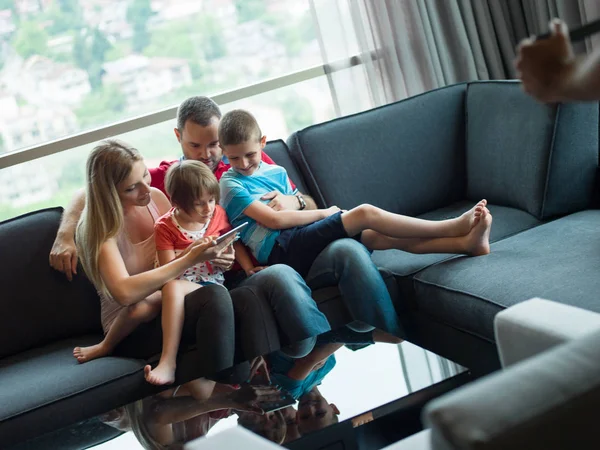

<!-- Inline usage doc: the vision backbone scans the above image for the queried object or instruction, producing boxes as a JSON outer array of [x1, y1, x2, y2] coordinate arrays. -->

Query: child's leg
[[341, 200, 488, 239], [144, 280, 201, 386], [74, 295, 162, 363], [362, 208, 492, 256]]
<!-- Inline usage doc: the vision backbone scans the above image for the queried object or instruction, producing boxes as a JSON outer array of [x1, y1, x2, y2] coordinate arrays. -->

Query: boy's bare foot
[[73, 343, 110, 363], [465, 210, 492, 256], [455, 200, 487, 235], [144, 363, 176, 386]]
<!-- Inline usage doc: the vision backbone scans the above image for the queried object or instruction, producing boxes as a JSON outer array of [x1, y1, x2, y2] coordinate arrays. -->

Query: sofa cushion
[[288, 83, 467, 214], [465, 81, 598, 220], [371, 201, 540, 287], [413, 210, 600, 341], [0, 208, 101, 359], [0, 335, 145, 446]]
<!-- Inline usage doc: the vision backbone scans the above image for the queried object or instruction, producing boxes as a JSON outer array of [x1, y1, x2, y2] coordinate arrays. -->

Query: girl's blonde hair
[[77, 140, 142, 298]]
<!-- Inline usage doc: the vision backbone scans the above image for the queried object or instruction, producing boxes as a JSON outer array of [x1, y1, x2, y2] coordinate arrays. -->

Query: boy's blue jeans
[[305, 238, 403, 337]]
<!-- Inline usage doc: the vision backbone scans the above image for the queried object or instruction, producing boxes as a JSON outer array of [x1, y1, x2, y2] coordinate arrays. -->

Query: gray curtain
[[311, 0, 600, 114]]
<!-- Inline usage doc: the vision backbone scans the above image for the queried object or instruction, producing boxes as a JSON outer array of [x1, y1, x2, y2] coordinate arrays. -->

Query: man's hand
[[211, 242, 236, 271], [515, 19, 577, 103], [246, 266, 268, 276], [261, 191, 300, 211], [49, 235, 78, 281]]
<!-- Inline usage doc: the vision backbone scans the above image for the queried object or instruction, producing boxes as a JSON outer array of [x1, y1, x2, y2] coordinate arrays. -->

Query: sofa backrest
[[0, 208, 101, 359], [287, 84, 467, 216], [465, 81, 598, 220], [264, 139, 310, 195]]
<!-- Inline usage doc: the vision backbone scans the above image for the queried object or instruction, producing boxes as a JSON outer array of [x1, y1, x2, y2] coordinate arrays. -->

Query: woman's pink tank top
[[99, 200, 161, 333]]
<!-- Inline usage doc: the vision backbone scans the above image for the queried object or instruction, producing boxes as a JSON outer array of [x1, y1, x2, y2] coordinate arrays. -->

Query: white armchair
[[386, 298, 600, 450]]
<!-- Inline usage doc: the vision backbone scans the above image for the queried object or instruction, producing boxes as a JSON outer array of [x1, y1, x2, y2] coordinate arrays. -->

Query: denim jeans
[[305, 238, 402, 336], [237, 264, 331, 357]]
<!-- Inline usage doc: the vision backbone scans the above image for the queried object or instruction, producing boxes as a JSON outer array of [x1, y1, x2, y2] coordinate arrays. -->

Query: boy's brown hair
[[218, 109, 262, 147], [165, 160, 220, 214]]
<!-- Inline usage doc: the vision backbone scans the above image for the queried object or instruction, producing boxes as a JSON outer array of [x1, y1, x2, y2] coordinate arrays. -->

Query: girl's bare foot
[[144, 363, 176, 386], [455, 200, 487, 236], [73, 343, 110, 363], [465, 210, 492, 256]]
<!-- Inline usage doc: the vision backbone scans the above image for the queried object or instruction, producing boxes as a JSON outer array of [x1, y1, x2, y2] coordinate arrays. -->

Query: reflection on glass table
[[7, 326, 468, 450], [95, 326, 466, 449]]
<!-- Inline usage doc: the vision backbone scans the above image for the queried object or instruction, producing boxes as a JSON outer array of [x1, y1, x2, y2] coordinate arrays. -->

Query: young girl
[[145, 160, 264, 385], [73, 142, 238, 373]]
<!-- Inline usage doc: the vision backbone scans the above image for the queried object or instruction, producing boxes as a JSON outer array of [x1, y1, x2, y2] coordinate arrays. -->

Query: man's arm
[[261, 191, 317, 210], [516, 19, 600, 102], [49, 188, 86, 281]]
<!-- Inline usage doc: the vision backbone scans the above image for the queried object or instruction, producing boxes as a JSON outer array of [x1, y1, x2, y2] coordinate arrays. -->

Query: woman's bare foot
[[144, 363, 176, 386], [464, 210, 492, 256], [455, 200, 487, 235], [73, 343, 110, 363]]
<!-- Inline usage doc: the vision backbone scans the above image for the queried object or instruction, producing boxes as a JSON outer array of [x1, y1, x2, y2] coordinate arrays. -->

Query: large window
[[0, 0, 340, 221], [0, 75, 336, 221], [0, 0, 321, 154]]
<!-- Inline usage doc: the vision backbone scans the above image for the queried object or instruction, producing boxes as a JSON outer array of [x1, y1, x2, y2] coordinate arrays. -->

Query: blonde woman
[[73, 140, 331, 384], [72, 140, 238, 376]]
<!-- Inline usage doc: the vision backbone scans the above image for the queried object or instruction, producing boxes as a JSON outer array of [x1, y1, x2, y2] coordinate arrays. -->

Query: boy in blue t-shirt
[[219, 109, 493, 278]]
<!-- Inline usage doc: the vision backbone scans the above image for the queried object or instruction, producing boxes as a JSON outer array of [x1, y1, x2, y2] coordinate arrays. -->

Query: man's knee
[[326, 238, 372, 265], [250, 264, 305, 291], [185, 284, 233, 321]]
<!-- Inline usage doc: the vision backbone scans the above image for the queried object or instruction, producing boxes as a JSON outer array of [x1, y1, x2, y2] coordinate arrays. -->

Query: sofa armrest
[[423, 327, 600, 450], [494, 297, 600, 367]]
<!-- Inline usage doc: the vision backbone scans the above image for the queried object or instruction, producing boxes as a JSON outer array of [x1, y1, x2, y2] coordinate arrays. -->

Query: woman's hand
[[185, 234, 235, 265], [211, 243, 235, 271], [249, 356, 271, 385], [224, 385, 281, 414]]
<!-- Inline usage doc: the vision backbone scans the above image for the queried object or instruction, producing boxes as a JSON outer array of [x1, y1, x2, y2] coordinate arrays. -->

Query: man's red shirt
[[149, 151, 296, 196]]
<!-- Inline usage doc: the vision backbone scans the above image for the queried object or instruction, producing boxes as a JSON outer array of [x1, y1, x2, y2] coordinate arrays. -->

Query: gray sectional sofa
[[1, 80, 598, 446], [281, 80, 600, 376]]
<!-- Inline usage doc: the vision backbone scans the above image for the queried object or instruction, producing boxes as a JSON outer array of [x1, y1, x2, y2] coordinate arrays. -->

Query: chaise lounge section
[[284, 80, 599, 376]]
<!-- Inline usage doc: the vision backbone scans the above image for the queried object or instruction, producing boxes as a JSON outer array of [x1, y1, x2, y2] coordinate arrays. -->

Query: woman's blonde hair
[[77, 140, 142, 298]]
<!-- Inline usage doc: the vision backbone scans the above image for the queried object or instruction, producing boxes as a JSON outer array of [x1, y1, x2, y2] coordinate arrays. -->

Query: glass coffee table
[[8, 328, 471, 450]]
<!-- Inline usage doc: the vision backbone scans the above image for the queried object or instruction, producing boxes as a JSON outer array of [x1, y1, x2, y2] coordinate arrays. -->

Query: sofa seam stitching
[[292, 131, 327, 207], [412, 277, 505, 310], [540, 104, 561, 219]]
